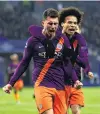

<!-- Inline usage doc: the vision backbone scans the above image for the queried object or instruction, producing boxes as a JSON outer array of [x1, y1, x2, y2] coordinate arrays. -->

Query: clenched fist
[[74, 80, 83, 89], [2, 84, 12, 94], [88, 72, 94, 79]]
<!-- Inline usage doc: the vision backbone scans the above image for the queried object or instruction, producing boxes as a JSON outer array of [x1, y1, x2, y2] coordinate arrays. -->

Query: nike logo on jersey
[[39, 46, 43, 48]]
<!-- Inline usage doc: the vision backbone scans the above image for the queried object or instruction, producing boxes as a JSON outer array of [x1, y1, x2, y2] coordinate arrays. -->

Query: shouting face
[[62, 16, 78, 36], [42, 16, 59, 38]]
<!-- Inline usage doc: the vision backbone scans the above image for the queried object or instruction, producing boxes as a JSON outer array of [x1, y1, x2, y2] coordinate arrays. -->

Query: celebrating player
[[59, 7, 94, 114]]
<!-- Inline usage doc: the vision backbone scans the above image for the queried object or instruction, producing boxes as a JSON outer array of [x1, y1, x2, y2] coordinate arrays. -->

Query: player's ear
[[42, 21, 44, 27], [61, 22, 64, 27]]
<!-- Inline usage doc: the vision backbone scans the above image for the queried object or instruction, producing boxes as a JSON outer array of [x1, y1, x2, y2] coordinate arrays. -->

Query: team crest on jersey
[[73, 40, 78, 51], [56, 43, 62, 50]]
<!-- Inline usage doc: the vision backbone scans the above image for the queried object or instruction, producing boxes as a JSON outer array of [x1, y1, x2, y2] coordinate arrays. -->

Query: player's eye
[[68, 21, 73, 24], [48, 22, 58, 25]]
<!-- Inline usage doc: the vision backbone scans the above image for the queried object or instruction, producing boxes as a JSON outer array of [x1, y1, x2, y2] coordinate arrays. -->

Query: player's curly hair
[[43, 8, 59, 20], [59, 7, 84, 26]]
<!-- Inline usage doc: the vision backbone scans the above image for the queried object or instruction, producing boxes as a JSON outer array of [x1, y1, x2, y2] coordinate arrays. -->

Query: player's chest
[[33, 39, 64, 58], [70, 39, 79, 52]]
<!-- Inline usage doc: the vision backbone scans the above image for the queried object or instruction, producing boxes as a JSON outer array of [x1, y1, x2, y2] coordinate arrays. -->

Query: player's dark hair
[[43, 8, 59, 20], [59, 7, 84, 26]]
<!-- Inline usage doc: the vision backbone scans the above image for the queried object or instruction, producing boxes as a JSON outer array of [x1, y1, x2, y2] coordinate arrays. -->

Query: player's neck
[[65, 33, 73, 39], [13, 61, 19, 64]]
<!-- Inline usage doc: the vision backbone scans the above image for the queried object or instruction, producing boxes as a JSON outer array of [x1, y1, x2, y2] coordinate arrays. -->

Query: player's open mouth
[[69, 28, 75, 32], [49, 30, 55, 32], [69, 29, 75, 32]]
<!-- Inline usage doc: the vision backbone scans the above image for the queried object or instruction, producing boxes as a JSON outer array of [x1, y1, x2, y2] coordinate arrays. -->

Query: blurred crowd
[[0, 1, 100, 47], [0, 1, 38, 39]]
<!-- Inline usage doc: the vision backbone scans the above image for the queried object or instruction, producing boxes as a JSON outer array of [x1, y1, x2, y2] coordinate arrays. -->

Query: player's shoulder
[[28, 25, 42, 37], [74, 32, 85, 40], [59, 33, 69, 43], [74, 32, 86, 46], [56, 27, 68, 40], [7, 63, 13, 69], [8, 63, 13, 66], [26, 36, 35, 45], [28, 25, 45, 42]]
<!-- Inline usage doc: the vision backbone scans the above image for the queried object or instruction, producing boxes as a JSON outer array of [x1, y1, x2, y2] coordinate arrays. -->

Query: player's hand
[[88, 72, 94, 79], [2, 84, 12, 94], [74, 80, 83, 89]]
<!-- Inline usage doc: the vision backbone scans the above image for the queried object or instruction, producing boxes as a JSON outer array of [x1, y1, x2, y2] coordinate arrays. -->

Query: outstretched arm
[[3, 37, 34, 93]]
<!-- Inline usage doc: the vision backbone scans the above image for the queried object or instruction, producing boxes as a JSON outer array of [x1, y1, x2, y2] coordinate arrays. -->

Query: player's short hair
[[43, 8, 59, 20], [10, 53, 18, 60], [59, 7, 84, 26]]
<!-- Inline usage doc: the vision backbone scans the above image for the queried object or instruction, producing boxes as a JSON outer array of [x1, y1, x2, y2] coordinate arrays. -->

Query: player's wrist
[[75, 80, 80, 83], [7, 84, 12, 89]]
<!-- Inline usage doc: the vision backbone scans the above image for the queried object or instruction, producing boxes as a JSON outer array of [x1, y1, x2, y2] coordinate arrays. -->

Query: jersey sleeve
[[74, 33, 90, 74], [71, 68, 78, 82]]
